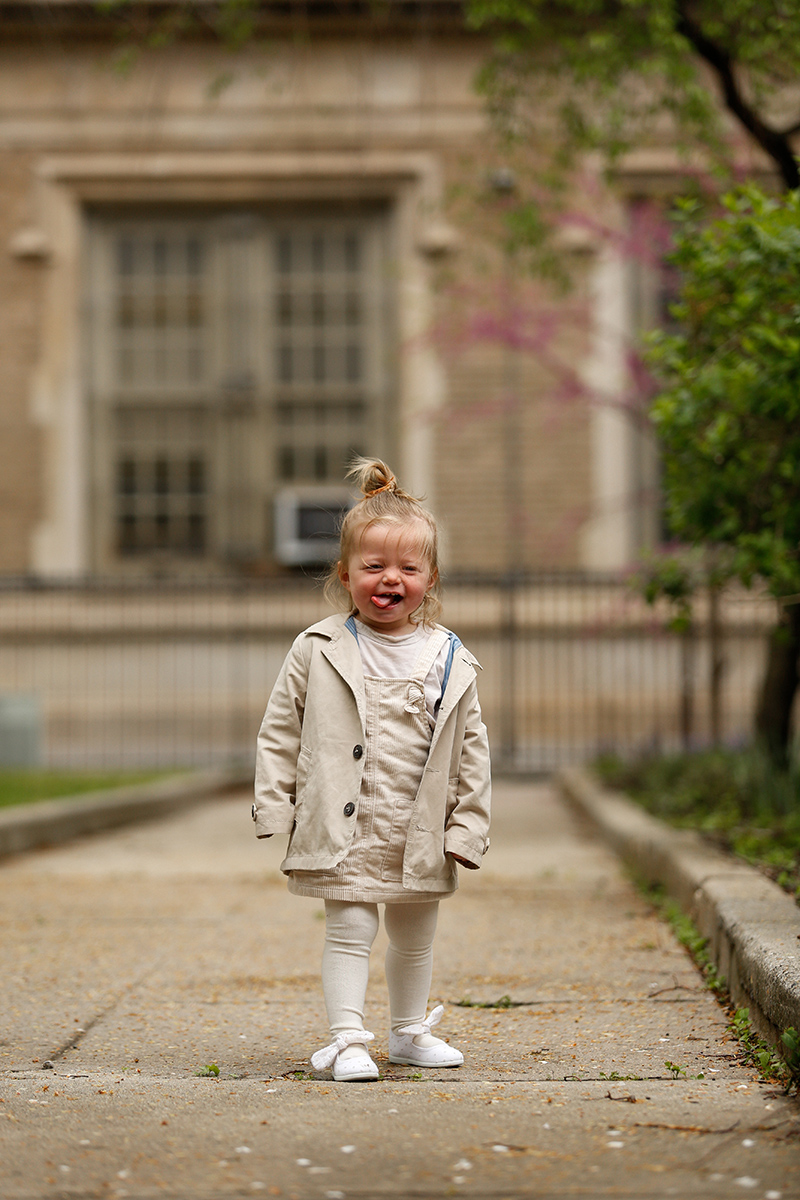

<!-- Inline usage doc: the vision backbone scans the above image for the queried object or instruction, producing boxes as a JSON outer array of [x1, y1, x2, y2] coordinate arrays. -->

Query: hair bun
[[347, 457, 397, 498]]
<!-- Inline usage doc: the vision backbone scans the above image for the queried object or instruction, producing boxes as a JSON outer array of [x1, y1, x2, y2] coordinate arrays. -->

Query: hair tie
[[364, 480, 395, 498]]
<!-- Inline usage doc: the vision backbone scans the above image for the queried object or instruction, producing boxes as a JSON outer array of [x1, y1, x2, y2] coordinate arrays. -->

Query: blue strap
[[434, 631, 461, 716], [345, 615, 359, 641]]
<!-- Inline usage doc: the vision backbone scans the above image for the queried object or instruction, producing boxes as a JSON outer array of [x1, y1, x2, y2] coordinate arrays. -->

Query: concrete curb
[[0, 768, 252, 859], [558, 765, 800, 1045]]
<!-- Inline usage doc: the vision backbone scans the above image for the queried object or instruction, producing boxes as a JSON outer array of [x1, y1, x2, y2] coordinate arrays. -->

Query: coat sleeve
[[443, 678, 492, 868], [253, 633, 310, 838]]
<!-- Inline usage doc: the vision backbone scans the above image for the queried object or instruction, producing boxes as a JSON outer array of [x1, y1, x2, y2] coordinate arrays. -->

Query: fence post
[[708, 581, 724, 746], [680, 621, 695, 752], [500, 572, 518, 770]]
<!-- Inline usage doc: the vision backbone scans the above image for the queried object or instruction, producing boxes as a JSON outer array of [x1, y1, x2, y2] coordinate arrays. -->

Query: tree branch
[[779, 116, 800, 139], [674, 1, 799, 189]]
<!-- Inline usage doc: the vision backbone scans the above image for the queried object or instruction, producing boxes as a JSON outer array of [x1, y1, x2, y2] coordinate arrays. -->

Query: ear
[[426, 567, 439, 591], [337, 561, 351, 592]]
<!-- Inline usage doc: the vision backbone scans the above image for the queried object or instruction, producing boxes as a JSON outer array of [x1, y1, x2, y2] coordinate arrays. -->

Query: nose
[[381, 564, 400, 584]]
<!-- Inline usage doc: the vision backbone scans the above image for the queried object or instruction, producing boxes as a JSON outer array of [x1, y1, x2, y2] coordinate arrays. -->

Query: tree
[[646, 185, 800, 763], [467, 0, 800, 191], [468, 3, 800, 761]]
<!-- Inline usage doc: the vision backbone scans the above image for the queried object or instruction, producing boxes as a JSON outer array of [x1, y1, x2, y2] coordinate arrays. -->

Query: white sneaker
[[310, 1030, 379, 1082], [389, 1005, 464, 1068]]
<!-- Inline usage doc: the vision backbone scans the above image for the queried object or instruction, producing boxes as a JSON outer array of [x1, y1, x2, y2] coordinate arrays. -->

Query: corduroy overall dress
[[288, 626, 454, 903]]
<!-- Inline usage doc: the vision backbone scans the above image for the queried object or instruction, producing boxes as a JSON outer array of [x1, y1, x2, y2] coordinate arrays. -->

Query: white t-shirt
[[353, 619, 450, 725]]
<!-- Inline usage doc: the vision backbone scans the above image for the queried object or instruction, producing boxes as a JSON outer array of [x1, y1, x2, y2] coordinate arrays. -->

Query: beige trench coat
[[253, 614, 491, 892]]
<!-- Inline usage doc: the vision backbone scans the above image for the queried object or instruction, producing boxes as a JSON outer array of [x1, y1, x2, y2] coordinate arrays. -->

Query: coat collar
[[305, 613, 352, 639], [309, 614, 366, 728]]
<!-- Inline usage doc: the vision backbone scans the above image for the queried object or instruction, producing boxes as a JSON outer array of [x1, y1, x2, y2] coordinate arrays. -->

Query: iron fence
[[0, 572, 774, 773]]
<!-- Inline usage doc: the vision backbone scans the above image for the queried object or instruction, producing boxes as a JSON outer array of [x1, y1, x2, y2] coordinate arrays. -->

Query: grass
[[595, 745, 800, 900], [0, 769, 180, 810]]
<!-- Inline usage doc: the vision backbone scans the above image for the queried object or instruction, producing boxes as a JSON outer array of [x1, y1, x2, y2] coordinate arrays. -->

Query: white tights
[[322, 900, 440, 1047]]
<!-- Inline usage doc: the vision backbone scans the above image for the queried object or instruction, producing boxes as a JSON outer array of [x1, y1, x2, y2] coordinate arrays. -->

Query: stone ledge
[[558, 765, 800, 1046], [0, 768, 252, 859]]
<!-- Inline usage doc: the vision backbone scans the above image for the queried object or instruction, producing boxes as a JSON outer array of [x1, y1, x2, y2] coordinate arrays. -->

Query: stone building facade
[[0, 1, 666, 579]]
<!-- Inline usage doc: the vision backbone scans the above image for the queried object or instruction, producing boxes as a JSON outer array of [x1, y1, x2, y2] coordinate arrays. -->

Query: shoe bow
[[310, 1029, 375, 1071], [395, 1004, 444, 1039]]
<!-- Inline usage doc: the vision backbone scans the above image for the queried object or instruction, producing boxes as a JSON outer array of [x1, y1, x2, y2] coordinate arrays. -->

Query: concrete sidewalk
[[0, 769, 250, 859], [1, 780, 798, 1199]]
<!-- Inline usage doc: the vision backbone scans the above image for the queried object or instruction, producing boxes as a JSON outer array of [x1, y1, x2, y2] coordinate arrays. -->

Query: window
[[87, 208, 391, 570], [625, 198, 680, 550]]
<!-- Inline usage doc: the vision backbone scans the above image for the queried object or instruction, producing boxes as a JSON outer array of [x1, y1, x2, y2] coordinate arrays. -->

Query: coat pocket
[[286, 748, 313, 851], [406, 824, 456, 888]]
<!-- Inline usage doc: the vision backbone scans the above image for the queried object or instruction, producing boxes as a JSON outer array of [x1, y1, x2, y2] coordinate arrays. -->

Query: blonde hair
[[324, 458, 443, 627]]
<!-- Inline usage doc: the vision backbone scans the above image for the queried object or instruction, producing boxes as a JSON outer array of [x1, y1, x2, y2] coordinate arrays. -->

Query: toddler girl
[[252, 459, 491, 1081]]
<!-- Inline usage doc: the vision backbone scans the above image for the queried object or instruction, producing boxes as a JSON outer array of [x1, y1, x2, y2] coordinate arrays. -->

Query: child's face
[[339, 521, 436, 635]]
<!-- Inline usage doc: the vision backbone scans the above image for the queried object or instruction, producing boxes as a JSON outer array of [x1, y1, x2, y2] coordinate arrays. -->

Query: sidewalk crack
[[45, 959, 163, 1063], [47, 1011, 105, 1063]]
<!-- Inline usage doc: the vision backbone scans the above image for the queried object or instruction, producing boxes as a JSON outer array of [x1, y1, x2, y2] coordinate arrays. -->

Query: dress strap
[[401, 629, 449, 717], [439, 631, 461, 693]]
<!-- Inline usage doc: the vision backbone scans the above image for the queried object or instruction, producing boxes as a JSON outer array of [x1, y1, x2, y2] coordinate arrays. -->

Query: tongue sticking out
[[371, 593, 400, 609]]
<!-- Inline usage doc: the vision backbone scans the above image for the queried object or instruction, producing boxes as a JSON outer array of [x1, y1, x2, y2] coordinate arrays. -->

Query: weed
[[664, 1060, 686, 1079], [640, 884, 726, 995], [664, 1060, 704, 1080], [729, 1009, 793, 1087], [666, 904, 726, 993], [599, 1071, 644, 1081], [195, 1063, 220, 1077], [781, 1027, 800, 1088]]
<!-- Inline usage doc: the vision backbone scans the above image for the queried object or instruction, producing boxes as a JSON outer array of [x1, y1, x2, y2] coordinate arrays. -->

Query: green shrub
[[596, 746, 800, 898]]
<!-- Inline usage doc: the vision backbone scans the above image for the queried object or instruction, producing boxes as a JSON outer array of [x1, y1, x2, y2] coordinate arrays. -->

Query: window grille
[[114, 231, 208, 391], [273, 226, 370, 482], [114, 407, 208, 556]]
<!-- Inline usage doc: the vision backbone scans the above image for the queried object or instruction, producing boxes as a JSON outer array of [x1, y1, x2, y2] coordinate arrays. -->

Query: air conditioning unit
[[274, 486, 355, 566]]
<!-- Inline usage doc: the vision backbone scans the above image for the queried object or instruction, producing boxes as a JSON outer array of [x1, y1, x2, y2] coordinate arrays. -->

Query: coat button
[[343, 802, 355, 817], [251, 803, 257, 821], [352, 744, 363, 759]]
